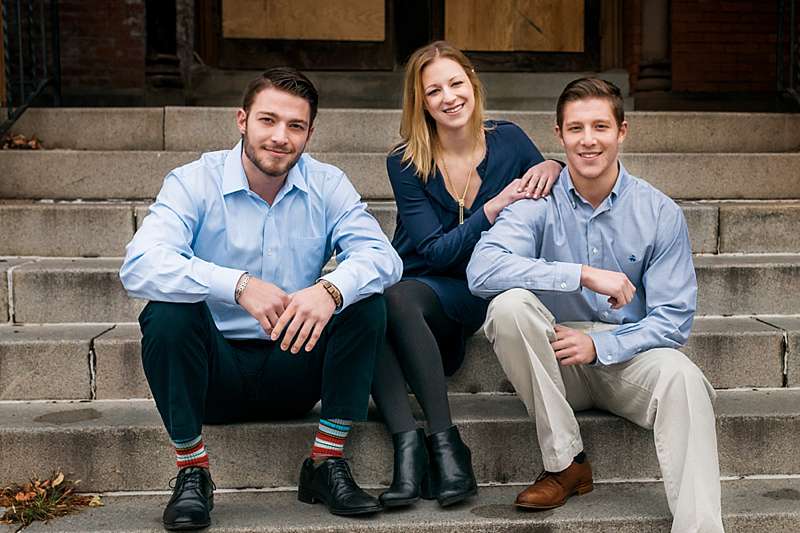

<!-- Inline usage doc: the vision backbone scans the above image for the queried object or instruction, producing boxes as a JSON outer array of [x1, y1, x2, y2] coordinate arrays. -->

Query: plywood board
[[445, 0, 584, 52], [223, 0, 385, 41]]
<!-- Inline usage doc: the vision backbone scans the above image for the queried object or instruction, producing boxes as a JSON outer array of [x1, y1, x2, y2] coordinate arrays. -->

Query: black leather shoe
[[379, 428, 428, 507], [162, 467, 215, 531], [426, 425, 478, 507], [298, 457, 382, 516]]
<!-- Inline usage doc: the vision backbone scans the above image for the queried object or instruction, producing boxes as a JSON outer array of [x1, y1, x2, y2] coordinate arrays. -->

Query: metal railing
[[1, 0, 60, 137], [778, 0, 799, 106]]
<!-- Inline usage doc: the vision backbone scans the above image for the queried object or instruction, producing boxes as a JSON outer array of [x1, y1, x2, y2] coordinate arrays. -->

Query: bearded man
[[120, 67, 401, 530]]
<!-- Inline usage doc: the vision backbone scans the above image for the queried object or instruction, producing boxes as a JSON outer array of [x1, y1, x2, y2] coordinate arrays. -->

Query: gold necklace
[[440, 154, 475, 225]]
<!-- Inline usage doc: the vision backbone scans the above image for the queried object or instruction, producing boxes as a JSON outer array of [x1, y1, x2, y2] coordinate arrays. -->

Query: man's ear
[[554, 125, 565, 148], [236, 108, 247, 135], [617, 120, 628, 144]]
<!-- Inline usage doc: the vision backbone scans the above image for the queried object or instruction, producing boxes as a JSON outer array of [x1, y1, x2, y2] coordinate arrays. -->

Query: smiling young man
[[466, 78, 724, 532], [120, 67, 402, 530]]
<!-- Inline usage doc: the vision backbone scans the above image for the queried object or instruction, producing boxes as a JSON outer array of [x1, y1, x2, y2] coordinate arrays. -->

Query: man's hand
[[271, 283, 336, 354], [580, 265, 636, 309], [551, 325, 597, 366], [237, 276, 291, 334]]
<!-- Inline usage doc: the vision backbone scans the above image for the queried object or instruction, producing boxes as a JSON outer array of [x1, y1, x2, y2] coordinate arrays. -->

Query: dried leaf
[[52, 473, 64, 488], [87, 495, 103, 508]]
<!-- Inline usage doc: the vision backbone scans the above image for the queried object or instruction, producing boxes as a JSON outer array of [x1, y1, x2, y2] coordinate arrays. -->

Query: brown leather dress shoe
[[515, 460, 593, 510]]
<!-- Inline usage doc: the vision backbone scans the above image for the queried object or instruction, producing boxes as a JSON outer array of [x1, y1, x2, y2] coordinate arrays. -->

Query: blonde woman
[[371, 41, 562, 508]]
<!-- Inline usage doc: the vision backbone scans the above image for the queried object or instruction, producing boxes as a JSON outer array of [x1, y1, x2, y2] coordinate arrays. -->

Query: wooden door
[[198, 0, 395, 70], [432, 0, 602, 71]]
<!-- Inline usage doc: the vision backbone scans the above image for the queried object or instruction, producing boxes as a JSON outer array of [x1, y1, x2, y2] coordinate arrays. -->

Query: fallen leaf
[[52, 473, 64, 487], [87, 495, 103, 507]]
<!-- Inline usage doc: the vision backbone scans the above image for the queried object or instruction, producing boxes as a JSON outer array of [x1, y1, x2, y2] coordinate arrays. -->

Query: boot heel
[[576, 482, 593, 495], [297, 489, 317, 504]]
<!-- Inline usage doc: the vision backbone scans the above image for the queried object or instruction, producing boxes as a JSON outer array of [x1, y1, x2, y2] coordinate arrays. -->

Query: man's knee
[[139, 301, 210, 343], [337, 293, 387, 335], [485, 288, 553, 340], [652, 349, 714, 400]]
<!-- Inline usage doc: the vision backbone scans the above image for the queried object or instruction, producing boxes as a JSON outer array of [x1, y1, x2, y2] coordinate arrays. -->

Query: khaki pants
[[484, 289, 724, 533]]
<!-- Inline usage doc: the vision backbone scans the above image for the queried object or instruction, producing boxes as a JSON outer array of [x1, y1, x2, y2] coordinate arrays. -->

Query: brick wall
[[671, 0, 778, 92], [59, 0, 146, 98]]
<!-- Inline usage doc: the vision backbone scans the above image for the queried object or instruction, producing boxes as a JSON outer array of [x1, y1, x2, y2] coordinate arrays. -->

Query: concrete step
[[3, 150, 800, 201], [693, 255, 800, 315], [12, 108, 800, 153], [0, 317, 784, 401], [758, 316, 800, 387], [6, 255, 798, 323], [9, 478, 800, 533], [0, 389, 796, 491], [2, 200, 800, 257]]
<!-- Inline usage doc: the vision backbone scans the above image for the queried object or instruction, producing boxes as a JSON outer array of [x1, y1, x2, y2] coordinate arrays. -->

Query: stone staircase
[[1, 108, 799, 532]]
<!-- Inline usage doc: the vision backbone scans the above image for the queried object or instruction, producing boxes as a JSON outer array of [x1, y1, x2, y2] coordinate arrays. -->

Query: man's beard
[[242, 134, 303, 179]]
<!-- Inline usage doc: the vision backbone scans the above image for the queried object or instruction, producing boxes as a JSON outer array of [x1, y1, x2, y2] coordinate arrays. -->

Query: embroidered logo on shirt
[[628, 254, 637, 262]]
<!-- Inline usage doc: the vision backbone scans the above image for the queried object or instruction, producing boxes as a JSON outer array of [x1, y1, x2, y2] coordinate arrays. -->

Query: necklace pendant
[[458, 200, 464, 225]]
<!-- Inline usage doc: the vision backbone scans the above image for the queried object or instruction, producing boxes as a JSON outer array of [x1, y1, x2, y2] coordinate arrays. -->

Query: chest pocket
[[289, 236, 329, 286]]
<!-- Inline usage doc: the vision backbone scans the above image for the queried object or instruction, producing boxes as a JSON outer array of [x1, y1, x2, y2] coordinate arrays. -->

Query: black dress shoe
[[426, 425, 478, 507], [162, 466, 215, 531], [298, 457, 382, 516], [379, 428, 428, 507]]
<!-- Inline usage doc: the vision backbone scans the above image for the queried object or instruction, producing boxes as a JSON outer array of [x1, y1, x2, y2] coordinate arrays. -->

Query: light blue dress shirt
[[120, 141, 402, 339], [467, 163, 697, 366]]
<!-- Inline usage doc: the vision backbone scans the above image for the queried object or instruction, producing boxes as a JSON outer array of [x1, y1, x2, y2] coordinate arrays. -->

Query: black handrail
[[0, 0, 60, 137]]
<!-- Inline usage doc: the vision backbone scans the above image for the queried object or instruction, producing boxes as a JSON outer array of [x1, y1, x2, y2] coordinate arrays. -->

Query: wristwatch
[[317, 279, 343, 310]]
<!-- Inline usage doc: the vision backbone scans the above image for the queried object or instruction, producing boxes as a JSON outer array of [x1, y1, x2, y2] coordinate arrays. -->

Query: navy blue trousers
[[139, 295, 386, 442]]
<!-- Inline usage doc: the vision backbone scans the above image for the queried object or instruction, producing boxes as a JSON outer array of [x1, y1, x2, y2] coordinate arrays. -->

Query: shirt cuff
[[208, 266, 247, 304], [588, 330, 619, 366], [319, 270, 355, 313], [553, 262, 582, 292]]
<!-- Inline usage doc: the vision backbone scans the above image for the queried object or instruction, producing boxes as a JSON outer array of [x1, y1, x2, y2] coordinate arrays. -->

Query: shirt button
[[266, 249, 272, 256], [602, 311, 608, 318], [560, 282, 567, 289], [592, 247, 598, 255]]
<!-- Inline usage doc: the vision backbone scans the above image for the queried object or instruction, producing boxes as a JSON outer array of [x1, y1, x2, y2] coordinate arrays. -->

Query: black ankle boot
[[379, 428, 428, 507], [425, 425, 478, 507]]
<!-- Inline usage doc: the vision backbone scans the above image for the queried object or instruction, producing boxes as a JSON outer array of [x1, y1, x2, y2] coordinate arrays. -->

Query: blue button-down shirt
[[120, 141, 402, 339], [467, 163, 697, 365]]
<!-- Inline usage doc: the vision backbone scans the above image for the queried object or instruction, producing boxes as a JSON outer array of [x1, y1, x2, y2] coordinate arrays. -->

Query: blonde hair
[[396, 41, 488, 181]]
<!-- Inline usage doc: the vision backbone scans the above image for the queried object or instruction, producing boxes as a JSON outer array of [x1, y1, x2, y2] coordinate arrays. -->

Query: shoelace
[[168, 469, 217, 492], [327, 459, 360, 496], [534, 470, 564, 489]]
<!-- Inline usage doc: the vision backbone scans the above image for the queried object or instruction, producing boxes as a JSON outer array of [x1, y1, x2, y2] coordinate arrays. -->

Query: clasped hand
[[237, 277, 335, 354], [551, 325, 597, 366]]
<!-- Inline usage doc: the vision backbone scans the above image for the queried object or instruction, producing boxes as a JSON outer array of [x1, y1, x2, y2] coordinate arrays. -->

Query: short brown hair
[[241, 67, 319, 124], [556, 78, 624, 129]]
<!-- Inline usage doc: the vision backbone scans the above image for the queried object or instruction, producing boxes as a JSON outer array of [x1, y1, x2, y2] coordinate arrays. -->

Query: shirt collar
[[222, 140, 310, 196], [561, 161, 630, 208]]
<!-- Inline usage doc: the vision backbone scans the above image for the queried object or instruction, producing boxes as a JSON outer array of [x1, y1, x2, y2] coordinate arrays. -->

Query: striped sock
[[173, 435, 210, 469], [310, 418, 352, 460]]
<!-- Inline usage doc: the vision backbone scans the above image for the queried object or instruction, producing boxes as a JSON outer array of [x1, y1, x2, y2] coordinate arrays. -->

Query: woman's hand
[[483, 178, 527, 224], [517, 160, 562, 199]]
